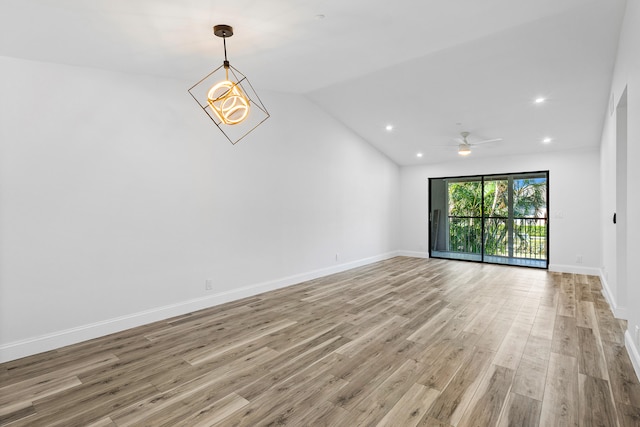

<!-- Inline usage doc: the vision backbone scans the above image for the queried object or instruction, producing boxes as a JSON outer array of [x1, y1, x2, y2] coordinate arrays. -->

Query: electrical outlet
[[205, 279, 213, 291], [576, 255, 583, 264], [335, 253, 339, 262]]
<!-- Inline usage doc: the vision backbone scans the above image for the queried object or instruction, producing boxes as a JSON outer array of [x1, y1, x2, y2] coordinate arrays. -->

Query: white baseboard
[[598, 268, 628, 320], [0, 251, 400, 363], [625, 330, 640, 383], [397, 250, 429, 258], [548, 264, 601, 275]]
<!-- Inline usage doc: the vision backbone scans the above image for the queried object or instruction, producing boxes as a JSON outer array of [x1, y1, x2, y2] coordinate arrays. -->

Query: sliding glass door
[[431, 176, 483, 261], [482, 176, 509, 262], [429, 171, 548, 268]]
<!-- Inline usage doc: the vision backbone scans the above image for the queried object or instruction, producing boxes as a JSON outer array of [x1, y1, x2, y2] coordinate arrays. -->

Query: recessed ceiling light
[[385, 125, 393, 131], [417, 153, 423, 158], [542, 137, 552, 143], [535, 97, 546, 104]]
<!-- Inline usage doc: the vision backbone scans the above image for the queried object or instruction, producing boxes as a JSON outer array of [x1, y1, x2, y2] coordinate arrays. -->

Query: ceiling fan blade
[[471, 138, 503, 145], [428, 144, 461, 151]]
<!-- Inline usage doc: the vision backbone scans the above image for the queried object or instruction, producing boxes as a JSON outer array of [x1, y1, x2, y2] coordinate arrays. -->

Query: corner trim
[[625, 330, 640, 383], [0, 251, 399, 363]]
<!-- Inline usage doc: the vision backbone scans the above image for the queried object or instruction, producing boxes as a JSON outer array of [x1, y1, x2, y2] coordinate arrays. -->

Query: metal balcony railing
[[448, 216, 547, 260]]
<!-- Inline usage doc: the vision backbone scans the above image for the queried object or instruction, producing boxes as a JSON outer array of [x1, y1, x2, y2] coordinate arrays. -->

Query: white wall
[[398, 149, 601, 273], [599, 0, 640, 378], [0, 57, 400, 361]]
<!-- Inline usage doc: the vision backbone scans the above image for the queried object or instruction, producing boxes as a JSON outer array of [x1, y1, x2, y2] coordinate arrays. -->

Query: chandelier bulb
[[207, 80, 250, 125]]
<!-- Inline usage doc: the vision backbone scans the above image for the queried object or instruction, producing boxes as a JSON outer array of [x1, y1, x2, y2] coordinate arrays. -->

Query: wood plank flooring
[[1, 257, 639, 426]]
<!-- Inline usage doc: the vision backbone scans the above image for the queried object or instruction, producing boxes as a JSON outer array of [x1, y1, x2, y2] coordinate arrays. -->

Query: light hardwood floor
[[2, 257, 640, 426]]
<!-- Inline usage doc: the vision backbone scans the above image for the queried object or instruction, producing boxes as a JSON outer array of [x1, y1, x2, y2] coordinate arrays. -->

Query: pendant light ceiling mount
[[213, 24, 233, 38], [188, 24, 270, 145]]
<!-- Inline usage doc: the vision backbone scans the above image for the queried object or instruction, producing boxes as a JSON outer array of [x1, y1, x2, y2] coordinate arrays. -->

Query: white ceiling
[[0, 0, 627, 165]]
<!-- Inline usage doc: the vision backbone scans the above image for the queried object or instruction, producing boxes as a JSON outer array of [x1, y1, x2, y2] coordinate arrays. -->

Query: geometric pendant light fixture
[[188, 25, 270, 144]]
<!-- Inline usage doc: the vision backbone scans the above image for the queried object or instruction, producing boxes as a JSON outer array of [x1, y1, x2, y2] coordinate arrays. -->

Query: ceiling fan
[[455, 131, 503, 156]]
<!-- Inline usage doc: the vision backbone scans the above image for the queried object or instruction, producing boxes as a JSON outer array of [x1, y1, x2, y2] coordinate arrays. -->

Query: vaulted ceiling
[[0, 0, 626, 165]]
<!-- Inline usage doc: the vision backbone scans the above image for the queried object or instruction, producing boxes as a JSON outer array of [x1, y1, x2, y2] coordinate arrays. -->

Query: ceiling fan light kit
[[188, 25, 270, 145], [458, 144, 472, 155]]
